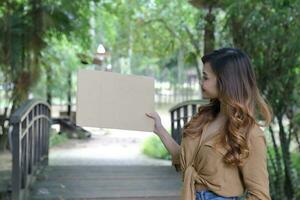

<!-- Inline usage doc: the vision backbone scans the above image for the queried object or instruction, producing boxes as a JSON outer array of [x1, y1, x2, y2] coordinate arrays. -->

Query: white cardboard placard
[[76, 69, 155, 132]]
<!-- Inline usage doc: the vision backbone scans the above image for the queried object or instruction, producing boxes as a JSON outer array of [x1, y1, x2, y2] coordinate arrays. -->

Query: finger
[[145, 113, 152, 117]]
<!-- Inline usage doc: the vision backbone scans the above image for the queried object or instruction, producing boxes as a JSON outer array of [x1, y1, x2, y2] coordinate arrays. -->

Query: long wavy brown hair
[[183, 47, 273, 167]]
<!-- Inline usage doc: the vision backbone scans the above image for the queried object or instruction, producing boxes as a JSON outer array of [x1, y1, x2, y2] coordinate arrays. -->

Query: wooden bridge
[[2, 99, 206, 200]]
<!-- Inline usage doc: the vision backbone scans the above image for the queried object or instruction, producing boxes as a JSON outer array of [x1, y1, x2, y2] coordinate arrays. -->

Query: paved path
[[49, 129, 172, 166]]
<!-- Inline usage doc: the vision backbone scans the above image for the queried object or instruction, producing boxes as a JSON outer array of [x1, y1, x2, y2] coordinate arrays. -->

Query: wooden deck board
[[29, 165, 182, 200], [0, 170, 11, 199]]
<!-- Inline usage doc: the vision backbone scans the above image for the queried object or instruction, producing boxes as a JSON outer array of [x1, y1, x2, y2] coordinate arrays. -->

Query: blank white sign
[[76, 69, 155, 132]]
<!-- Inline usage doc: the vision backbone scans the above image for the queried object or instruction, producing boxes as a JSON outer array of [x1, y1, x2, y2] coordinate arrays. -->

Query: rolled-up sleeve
[[240, 133, 271, 200]]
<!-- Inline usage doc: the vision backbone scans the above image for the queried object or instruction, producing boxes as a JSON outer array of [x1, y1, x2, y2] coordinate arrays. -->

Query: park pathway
[[48, 129, 172, 166]]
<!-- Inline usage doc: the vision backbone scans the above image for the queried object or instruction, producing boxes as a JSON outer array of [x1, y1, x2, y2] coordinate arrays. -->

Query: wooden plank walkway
[[28, 165, 182, 200], [0, 170, 11, 199]]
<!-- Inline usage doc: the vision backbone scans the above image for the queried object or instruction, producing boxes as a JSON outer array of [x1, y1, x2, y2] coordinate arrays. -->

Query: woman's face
[[201, 62, 219, 99]]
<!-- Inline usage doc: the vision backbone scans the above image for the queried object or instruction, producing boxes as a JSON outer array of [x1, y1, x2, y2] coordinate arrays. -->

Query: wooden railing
[[9, 99, 51, 200], [169, 99, 208, 145]]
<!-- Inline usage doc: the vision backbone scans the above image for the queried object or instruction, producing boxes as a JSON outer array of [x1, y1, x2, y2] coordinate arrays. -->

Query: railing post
[[192, 104, 197, 115], [171, 111, 175, 141], [12, 122, 21, 200], [183, 105, 188, 124], [176, 108, 181, 144], [44, 118, 49, 165]]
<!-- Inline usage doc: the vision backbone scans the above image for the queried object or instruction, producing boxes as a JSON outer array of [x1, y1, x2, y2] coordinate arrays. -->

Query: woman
[[146, 48, 272, 200]]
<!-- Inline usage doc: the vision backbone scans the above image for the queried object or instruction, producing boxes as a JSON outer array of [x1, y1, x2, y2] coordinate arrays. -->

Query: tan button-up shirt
[[172, 125, 271, 200]]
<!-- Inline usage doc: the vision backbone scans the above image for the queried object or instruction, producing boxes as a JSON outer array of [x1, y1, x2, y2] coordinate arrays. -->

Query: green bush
[[49, 130, 69, 147], [141, 135, 171, 160]]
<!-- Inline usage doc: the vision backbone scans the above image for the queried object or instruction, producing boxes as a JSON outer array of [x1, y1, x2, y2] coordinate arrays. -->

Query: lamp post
[[93, 44, 111, 71]]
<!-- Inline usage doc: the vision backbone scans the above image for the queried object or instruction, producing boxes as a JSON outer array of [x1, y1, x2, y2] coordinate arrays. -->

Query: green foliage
[[32, 32, 85, 100], [267, 145, 300, 200], [291, 151, 300, 178], [267, 145, 300, 174], [0, 0, 96, 114], [142, 135, 171, 160], [92, 0, 201, 77], [49, 130, 69, 148]]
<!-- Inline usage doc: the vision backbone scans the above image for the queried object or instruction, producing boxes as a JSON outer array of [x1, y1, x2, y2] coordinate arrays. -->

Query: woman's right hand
[[145, 111, 164, 136], [146, 111, 181, 157]]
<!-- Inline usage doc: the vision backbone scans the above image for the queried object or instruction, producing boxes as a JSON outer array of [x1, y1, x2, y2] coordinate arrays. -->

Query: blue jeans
[[196, 190, 240, 200]]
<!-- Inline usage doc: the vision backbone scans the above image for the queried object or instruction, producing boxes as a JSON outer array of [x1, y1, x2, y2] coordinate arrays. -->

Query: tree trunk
[[67, 71, 72, 116], [195, 5, 216, 99], [277, 115, 295, 199], [196, 57, 202, 98], [46, 66, 52, 105], [204, 6, 215, 55], [177, 47, 184, 100], [269, 125, 285, 199]]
